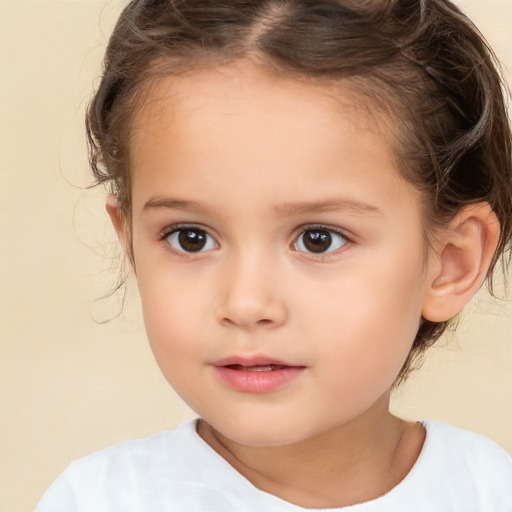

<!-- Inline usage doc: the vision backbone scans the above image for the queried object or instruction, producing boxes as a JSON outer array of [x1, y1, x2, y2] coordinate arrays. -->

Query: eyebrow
[[142, 197, 215, 216], [274, 198, 382, 218], [142, 196, 382, 218]]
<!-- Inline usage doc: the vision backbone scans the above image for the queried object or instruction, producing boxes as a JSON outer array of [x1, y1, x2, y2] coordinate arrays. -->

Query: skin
[[108, 61, 498, 508]]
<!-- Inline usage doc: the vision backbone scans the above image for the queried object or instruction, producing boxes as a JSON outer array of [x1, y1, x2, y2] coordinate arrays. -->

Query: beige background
[[0, 1, 511, 511]]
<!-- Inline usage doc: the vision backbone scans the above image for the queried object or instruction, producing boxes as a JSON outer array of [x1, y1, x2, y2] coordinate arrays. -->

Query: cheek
[[135, 263, 210, 371], [306, 249, 425, 380], [139, 287, 207, 402]]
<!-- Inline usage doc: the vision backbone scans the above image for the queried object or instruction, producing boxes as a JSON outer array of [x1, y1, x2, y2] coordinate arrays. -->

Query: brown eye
[[167, 228, 217, 253], [294, 228, 347, 254]]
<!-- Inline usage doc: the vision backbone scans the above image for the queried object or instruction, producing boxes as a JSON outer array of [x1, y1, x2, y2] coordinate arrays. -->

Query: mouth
[[211, 357, 306, 393], [224, 364, 290, 372]]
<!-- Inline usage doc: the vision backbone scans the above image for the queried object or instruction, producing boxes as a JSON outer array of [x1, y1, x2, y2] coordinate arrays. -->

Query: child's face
[[124, 63, 436, 446]]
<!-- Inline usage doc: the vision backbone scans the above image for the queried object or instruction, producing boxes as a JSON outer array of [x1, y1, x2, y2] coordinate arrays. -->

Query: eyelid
[[159, 223, 220, 254], [296, 224, 352, 241], [292, 224, 352, 255], [159, 222, 216, 239]]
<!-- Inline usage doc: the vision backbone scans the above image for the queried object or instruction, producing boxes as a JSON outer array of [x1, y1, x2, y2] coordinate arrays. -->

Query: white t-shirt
[[36, 419, 512, 511]]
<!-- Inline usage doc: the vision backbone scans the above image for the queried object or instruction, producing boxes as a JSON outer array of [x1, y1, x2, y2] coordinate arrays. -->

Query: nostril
[[219, 316, 275, 328]]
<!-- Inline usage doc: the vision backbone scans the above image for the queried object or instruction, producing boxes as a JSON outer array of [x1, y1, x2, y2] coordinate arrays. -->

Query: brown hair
[[86, 0, 512, 382]]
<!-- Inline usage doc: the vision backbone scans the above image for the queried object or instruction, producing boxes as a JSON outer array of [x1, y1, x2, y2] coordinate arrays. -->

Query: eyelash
[[159, 223, 351, 257], [293, 225, 350, 257], [160, 224, 218, 255]]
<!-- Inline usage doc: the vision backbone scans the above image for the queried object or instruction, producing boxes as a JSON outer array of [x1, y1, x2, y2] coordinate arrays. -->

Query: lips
[[211, 357, 306, 393]]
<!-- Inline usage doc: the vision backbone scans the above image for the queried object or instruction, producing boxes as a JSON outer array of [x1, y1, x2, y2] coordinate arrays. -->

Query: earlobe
[[422, 203, 500, 323], [106, 196, 125, 243], [106, 195, 134, 268]]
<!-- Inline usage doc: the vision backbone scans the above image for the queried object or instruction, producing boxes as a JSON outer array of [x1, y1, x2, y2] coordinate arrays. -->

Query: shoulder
[[64, 419, 196, 479], [423, 421, 512, 470], [392, 421, 512, 510], [35, 420, 219, 512]]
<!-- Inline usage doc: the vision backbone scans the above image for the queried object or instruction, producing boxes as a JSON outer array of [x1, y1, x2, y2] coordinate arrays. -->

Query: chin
[[223, 429, 300, 447], [205, 415, 317, 448]]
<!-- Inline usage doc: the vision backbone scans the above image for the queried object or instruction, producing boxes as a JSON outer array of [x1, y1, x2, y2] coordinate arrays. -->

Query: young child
[[37, 0, 512, 510]]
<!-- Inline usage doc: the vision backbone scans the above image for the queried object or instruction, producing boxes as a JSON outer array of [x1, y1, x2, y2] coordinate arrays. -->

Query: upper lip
[[211, 356, 303, 368]]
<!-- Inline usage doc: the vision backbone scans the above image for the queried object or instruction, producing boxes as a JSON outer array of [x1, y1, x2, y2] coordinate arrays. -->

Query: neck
[[197, 394, 425, 508]]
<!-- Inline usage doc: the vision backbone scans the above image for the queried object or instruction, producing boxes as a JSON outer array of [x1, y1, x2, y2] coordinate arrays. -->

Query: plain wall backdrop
[[0, 1, 511, 511]]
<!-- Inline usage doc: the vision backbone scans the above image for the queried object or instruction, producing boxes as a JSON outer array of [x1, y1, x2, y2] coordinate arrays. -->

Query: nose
[[215, 253, 287, 330]]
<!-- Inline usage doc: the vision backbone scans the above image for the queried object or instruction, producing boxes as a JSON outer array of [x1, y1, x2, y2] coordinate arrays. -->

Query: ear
[[422, 203, 500, 322], [106, 195, 134, 268]]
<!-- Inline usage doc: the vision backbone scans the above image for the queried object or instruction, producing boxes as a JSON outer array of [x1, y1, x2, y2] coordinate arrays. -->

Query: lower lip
[[212, 366, 305, 393]]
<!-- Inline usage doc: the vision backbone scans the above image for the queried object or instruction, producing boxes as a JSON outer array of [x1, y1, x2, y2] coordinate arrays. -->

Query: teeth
[[229, 364, 284, 371]]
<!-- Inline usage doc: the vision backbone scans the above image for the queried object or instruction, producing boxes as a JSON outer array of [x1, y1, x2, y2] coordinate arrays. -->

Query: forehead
[[130, 61, 392, 156], [128, 61, 415, 218]]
